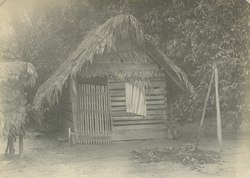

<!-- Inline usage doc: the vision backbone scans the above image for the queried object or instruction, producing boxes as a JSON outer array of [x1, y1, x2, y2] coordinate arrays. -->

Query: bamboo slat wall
[[75, 83, 111, 144]]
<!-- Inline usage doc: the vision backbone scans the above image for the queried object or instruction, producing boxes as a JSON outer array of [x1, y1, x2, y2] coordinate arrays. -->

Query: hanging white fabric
[[125, 83, 146, 116]]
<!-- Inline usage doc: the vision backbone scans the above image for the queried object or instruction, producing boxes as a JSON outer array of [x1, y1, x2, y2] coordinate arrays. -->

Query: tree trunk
[[19, 134, 24, 158], [5, 135, 15, 155]]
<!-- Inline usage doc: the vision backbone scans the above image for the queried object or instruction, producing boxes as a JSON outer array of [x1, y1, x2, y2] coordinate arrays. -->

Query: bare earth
[[0, 123, 249, 178]]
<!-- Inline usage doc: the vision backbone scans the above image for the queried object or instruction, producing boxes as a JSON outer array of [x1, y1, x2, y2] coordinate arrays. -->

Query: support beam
[[195, 69, 214, 149], [214, 65, 223, 152]]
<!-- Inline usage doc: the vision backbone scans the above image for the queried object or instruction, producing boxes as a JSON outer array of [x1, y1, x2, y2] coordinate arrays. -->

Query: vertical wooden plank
[[85, 84, 89, 144], [89, 84, 93, 144], [88, 84, 92, 144], [80, 84, 82, 144], [98, 86, 103, 143], [82, 84, 85, 144], [84, 85, 87, 144], [81, 84, 84, 144], [215, 66, 222, 152], [92, 85, 96, 144], [100, 86, 104, 144], [77, 84, 80, 144], [164, 80, 167, 121], [78, 84, 81, 144], [105, 84, 108, 143], [98, 86, 102, 144], [107, 80, 112, 134], [104, 86, 108, 143], [87, 84, 90, 144], [75, 84, 78, 144], [95, 85, 98, 144], [95, 86, 98, 144], [90, 84, 93, 144], [95, 86, 99, 144], [88, 85, 93, 144], [84, 84, 88, 144], [92, 85, 95, 144], [102, 86, 106, 143], [105, 85, 111, 143], [105, 85, 108, 142], [78, 84, 80, 144], [101, 86, 106, 138]]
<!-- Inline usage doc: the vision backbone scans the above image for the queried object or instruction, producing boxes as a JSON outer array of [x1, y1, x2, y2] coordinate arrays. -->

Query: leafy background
[[0, 0, 249, 131]]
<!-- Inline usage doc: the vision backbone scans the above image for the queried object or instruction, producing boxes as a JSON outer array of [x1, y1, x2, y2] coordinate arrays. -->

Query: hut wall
[[59, 86, 74, 133], [108, 78, 167, 141]]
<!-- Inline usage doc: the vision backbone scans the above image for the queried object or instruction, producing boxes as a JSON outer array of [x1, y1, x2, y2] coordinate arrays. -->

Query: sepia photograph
[[0, 0, 249, 177]]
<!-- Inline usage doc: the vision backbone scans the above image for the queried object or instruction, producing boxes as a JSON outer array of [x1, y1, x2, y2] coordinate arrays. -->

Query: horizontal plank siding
[[111, 124, 167, 141], [108, 78, 167, 141], [113, 119, 165, 126]]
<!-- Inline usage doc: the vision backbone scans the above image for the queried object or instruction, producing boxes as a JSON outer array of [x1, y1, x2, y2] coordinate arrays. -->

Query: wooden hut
[[34, 15, 194, 144]]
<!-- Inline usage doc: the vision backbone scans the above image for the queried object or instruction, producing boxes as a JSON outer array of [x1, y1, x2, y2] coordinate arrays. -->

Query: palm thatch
[[0, 62, 37, 86], [34, 14, 194, 109], [0, 62, 37, 139]]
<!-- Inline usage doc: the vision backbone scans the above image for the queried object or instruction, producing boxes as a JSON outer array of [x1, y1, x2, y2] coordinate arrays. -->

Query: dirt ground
[[0, 122, 249, 178]]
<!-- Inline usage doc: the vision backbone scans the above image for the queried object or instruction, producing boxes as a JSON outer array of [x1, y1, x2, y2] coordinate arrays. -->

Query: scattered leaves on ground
[[130, 143, 221, 169]]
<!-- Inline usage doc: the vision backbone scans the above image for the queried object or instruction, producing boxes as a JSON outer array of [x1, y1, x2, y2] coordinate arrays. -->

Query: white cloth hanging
[[125, 83, 146, 116]]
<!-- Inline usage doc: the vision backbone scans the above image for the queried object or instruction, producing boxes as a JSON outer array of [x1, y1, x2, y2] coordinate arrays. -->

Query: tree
[[0, 62, 37, 157], [1, 0, 100, 85], [87, 0, 250, 131]]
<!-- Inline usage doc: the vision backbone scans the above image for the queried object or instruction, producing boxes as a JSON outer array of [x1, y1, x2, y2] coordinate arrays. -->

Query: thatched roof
[[34, 14, 194, 109]]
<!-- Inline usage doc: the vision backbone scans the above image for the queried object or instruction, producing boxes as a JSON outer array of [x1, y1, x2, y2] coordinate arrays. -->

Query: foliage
[[91, 0, 250, 130], [0, 62, 37, 139], [131, 144, 221, 169], [1, 0, 249, 131], [0, 0, 100, 84], [0, 83, 26, 139]]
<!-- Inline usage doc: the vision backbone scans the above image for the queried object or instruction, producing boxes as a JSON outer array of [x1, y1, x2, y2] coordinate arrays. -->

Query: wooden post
[[70, 78, 78, 143], [68, 127, 72, 145], [214, 65, 223, 152], [19, 134, 24, 158], [195, 69, 215, 149], [5, 135, 15, 156]]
